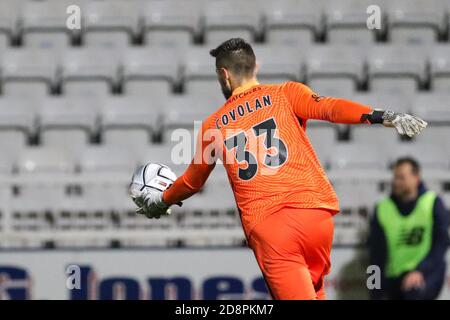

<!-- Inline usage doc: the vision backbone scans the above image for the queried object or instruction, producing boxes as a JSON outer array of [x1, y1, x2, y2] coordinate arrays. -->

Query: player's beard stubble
[[218, 76, 233, 100]]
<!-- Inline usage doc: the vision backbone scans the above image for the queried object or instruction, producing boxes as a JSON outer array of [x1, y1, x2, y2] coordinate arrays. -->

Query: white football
[[129, 163, 177, 200]]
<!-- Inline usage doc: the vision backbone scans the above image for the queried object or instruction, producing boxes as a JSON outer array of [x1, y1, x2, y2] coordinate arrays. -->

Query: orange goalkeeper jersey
[[164, 81, 373, 237]]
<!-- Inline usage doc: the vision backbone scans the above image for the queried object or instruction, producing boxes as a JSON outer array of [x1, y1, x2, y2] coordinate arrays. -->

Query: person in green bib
[[369, 157, 449, 300]]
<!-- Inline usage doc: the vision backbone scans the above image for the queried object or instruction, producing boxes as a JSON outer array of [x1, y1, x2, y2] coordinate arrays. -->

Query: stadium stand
[[0, 0, 449, 249]]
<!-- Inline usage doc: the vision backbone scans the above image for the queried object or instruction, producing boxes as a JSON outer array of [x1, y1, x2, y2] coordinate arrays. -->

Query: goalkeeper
[[131, 38, 427, 300]]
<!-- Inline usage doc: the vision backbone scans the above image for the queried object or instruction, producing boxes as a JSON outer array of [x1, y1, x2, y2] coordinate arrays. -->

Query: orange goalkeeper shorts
[[247, 207, 334, 300]]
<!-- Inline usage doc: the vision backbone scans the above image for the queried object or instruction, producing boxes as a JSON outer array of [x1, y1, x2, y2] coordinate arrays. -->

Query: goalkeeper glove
[[362, 110, 427, 137], [133, 189, 171, 219]]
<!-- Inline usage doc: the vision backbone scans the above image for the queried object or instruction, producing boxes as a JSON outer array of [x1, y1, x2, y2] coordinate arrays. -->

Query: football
[[129, 163, 177, 200]]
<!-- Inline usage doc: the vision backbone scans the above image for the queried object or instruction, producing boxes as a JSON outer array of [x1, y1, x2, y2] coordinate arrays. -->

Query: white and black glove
[[361, 109, 427, 138]]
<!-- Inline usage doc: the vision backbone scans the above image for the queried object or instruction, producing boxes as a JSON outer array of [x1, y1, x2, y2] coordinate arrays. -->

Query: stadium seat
[[305, 124, 337, 167], [61, 48, 119, 96], [142, 0, 202, 47], [140, 143, 189, 176], [350, 126, 401, 152], [21, 0, 77, 49], [0, 130, 28, 159], [99, 97, 159, 154], [413, 125, 450, 150], [161, 95, 222, 141], [263, 0, 323, 46], [411, 93, 450, 124], [252, 45, 303, 82], [0, 0, 19, 48], [83, 0, 139, 49], [17, 146, 75, 175], [1, 48, 58, 97], [429, 44, 450, 92], [121, 47, 180, 97], [388, 0, 446, 44], [306, 45, 365, 96], [325, 0, 382, 45], [388, 144, 449, 170], [351, 92, 411, 114], [182, 46, 221, 97], [0, 97, 36, 134], [203, 0, 262, 44], [78, 145, 139, 174], [102, 128, 151, 153], [329, 143, 388, 170], [367, 45, 427, 95]]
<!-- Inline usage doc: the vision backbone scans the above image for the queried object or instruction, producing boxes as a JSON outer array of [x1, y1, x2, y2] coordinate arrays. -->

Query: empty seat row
[[0, 44, 450, 98], [1, 0, 450, 49]]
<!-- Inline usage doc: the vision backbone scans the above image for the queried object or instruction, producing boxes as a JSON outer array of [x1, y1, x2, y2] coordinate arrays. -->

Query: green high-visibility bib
[[376, 191, 436, 278]]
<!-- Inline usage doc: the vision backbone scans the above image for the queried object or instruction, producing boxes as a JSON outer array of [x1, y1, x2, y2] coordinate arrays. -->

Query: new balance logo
[[397, 227, 425, 246]]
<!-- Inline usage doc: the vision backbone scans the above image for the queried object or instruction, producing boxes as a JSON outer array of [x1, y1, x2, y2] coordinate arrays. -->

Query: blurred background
[[0, 0, 449, 300]]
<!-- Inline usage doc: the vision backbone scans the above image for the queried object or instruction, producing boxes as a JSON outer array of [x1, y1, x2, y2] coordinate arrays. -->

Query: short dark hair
[[209, 38, 256, 79], [393, 157, 421, 175]]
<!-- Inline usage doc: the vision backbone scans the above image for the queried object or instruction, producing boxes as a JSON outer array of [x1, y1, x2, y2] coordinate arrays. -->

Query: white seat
[[350, 126, 401, 152], [83, 0, 139, 49], [203, 0, 262, 44], [263, 0, 323, 46], [0, 130, 27, 158], [0, 0, 19, 47], [121, 47, 179, 97], [0, 97, 36, 134], [413, 125, 450, 150], [100, 96, 159, 134], [40, 129, 89, 153], [17, 146, 74, 175], [325, 0, 382, 45], [351, 92, 411, 114], [252, 45, 303, 82], [411, 93, 450, 124], [429, 44, 450, 92], [367, 45, 427, 95], [102, 128, 151, 153], [61, 48, 119, 96], [142, 0, 202, 47], [306, 45, 365, 86], [330, 143, 387, 170], [388, 0, 446, 44], [38, 97, 99, 133], [388, 144, 449, 170], [21, 0, 76, 49], [182, 46, 220, 96], [1, 48, 58, 96], [79, 146, 139, 174], [305, 125, 336, 167]]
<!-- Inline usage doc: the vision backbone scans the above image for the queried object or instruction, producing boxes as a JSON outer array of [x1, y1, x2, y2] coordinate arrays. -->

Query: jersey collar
[[232, 80, 260, 96]]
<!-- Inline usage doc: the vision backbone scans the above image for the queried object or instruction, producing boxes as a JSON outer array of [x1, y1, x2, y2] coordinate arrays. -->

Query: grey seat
[[325, 0, 383, 45], [0, 97, 36, 134], [367, 45, 427, 95], [83, 0, 139, 49], [38, 97, 98, 154], [17, 146, 74, 176], [330, 142, 387, 170], [79, 145, 139, 174], [100, 97, 159, 155], [21, 0, 78, 49], [388, 0, 446, 44], [411, 93, 450, 124], [263, 0, 323, 46], [252, 45, 303, 82], [0, 0, 19, 49], [203, 0, 262, 45], [61, 48, 119, 96], [306, 45, 365, 96], [142, 0, 202, 47], [121, 47, 180, 97], [1, 48, 58, 97], [429, 44, 450, 92], [182, 46, 221, 97]]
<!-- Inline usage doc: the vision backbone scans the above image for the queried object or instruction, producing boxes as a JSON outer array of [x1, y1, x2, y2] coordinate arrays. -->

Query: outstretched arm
[[282, 82, 427, 137], [163, 122, 218, 205]]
